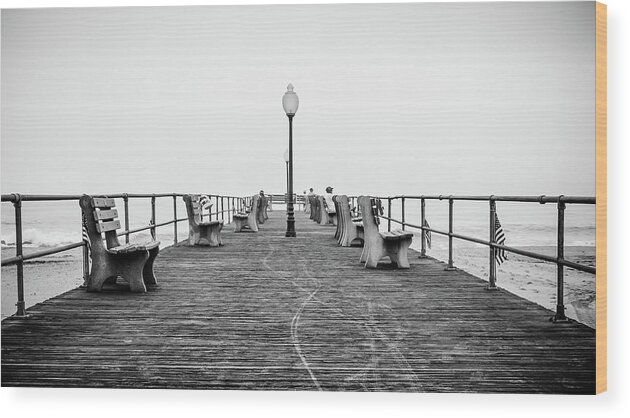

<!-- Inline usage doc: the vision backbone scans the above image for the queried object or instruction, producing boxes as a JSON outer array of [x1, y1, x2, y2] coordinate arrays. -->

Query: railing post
[[387, 198, 392, 232], [401, 197, 406, 231], [221, 196, 225, 222], [445, 197, 455, 271], [488, 198, 498, 290], [420, 198, 427, 258], [123, 193, 130, 244], [151, 195, 156, 239], [13, 194, 26, 317], [227, 197, 231, 224], [553, 197, 568, 321], [173, 194, 178, 246], [81, 210, 90, 288]]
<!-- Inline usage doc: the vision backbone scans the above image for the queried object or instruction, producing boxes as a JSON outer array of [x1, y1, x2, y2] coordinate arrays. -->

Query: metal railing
[[265, 193, 306, 211], [351, 194, 596, 322], [1, 192, 246, 317]]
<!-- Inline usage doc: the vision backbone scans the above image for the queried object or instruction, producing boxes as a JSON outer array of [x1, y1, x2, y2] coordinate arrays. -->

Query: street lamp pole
[[283, 149, 289, 205], [282, 84, 299, 237]]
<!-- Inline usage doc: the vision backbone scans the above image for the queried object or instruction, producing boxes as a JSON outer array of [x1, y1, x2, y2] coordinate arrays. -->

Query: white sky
[[1, 2, 595, 197]]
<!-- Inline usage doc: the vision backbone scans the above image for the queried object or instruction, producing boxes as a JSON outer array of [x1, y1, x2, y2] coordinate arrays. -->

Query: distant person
[[305, 188, 315, 214], [324, 186, 336, 214]]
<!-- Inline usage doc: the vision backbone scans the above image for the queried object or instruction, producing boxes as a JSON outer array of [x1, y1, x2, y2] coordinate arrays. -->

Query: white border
[[1, 0, 628, 416]]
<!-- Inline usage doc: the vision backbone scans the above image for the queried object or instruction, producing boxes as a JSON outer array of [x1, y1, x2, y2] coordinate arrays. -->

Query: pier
[[1, 210, 595, 393]]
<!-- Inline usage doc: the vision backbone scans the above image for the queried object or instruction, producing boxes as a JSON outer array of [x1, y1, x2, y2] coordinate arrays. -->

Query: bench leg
[[87, 262, 117, 292], [234, 218, 245, 232], [364, 242, 385, 269], [384, 239, 412, 269], [207, 223, 223, 247], [117, 252, 150, 292], [248, 214, 259, 232], [143, 246, 159, 286]]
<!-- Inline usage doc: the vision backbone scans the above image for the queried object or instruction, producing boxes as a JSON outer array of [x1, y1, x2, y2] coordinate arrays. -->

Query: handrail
[[1, 193, 244, 202], [369, 195, 595, 204], [1, 192, 248, 317], [369, 194, 596, 322]]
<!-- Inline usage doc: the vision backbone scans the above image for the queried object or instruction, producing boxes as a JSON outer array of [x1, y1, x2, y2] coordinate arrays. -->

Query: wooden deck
[[1, 211, 595, 393]]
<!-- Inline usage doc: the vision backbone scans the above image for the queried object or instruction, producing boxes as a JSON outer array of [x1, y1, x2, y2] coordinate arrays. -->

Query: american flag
[[81, 212, 91, 253], [494, 213, 507, 265], [423, 219, 432, 249], [199, 194, 211, 209]]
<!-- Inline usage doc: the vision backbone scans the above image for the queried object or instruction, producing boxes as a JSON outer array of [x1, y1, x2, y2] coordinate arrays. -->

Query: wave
[[1, 228, 79, 248]]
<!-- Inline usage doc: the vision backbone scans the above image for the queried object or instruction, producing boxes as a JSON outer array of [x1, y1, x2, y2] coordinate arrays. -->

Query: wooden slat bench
[[358, 195, 413, 268], [79, 195, 160, 292], [183, 194, 224, 247], [234, 194, 260, 232]]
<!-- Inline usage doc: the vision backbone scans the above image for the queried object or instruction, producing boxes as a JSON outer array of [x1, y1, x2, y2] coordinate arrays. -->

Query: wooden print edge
[[595, 0, 607, 395]]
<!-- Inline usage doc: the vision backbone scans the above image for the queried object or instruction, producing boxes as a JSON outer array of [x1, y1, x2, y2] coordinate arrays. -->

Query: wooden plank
[[95, 219, 121, 233], [91, 197, 115, 208], [1, 211, 595, 393], [595, 0, 607, 394], [93, 209, 118, 221]]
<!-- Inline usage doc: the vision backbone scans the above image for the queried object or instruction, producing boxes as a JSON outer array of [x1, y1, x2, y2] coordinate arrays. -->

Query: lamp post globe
[[282, 84, 298, 237]]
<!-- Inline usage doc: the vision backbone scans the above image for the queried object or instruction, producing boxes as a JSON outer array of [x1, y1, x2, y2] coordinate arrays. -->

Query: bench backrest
[[183, 194, 208, 226], [79, 195, 122, 251], [250, 194, 260, 215], [358, 196, 383, 237], [337, 195, 354, 226]]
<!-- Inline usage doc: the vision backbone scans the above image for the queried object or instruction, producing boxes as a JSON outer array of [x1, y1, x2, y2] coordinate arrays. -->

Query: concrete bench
[[317, 195, 335, 226], [79, 195, 160, 292], [358, 196, 413, 269], [322, 195, 338, 226], [336, 195, 364, 247], [234, 194, 260, 232], [183, 194, 224, 247]]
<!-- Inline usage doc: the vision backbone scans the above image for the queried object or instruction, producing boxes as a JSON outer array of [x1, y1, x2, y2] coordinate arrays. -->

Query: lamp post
[[282, 83, 298, 237], [283, 149, 289, 205]]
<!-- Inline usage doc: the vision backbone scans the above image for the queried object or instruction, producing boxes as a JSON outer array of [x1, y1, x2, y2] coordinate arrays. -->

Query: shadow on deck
[[1, 211, 595, 393]]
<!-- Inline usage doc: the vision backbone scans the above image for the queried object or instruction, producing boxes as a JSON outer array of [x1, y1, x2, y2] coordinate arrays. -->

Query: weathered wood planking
[[1, 212, 594, 393]]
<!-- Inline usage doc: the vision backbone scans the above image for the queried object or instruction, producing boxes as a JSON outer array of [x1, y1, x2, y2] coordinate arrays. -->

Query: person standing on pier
[[305, 187, 315, 214], [324, 186, 336, 214]]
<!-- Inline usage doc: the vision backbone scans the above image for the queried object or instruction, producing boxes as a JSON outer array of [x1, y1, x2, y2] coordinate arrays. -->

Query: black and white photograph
[[0, 0, 612, 404]]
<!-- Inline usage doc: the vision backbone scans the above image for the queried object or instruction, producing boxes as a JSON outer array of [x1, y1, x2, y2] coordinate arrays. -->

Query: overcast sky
[[1, 2, 595, 197]]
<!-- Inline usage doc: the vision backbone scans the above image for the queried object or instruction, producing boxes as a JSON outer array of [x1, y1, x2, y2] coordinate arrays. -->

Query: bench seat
[[380, 230, 414, 241], [109, 241, 160, 254], [199, 220, 222, 227]]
